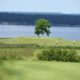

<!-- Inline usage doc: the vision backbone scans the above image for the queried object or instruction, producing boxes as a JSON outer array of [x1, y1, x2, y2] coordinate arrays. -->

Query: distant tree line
[[0, 12, 80, 26]]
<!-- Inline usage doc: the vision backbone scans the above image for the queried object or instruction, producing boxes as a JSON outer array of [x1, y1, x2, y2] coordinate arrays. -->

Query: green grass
[[0, 61, 80, 80], [0, 37, 80, 46], [0, 47, 35, 60], [0, 37, 80, 80], [0, 47, 79, 60], [0, 37, 80, 60]]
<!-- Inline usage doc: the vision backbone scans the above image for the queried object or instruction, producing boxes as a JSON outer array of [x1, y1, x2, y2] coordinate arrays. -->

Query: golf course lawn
[[0, 37, 80, 80], [0, 61, 80, 80]]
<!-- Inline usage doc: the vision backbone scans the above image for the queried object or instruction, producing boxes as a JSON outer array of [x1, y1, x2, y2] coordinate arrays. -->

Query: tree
[[35, 19, 52, 36]]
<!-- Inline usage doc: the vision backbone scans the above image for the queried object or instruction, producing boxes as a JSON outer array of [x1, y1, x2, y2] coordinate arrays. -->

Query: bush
[[37, 48, 80, 62]]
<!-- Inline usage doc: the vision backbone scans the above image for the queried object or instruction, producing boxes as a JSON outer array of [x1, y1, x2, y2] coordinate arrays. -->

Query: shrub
[[37, 48, 80, 62]]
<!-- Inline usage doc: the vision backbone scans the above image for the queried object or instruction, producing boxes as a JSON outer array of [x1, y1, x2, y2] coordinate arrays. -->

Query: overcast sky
[[0, 0, 80, 14]]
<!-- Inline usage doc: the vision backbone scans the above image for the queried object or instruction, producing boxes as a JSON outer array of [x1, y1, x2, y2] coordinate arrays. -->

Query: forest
[[0, 12, 80, 26]]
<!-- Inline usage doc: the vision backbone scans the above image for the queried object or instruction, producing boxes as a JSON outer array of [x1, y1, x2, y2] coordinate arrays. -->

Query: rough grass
[[0, 61, 80, 80], [0, 37, 80, 80], [0, 37, 79, 60], [0, 47, 79, 60], [0, 37, 80, 46], [0, 47, 35, 60]]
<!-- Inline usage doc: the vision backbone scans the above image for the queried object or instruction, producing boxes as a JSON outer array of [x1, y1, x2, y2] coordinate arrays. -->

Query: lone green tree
[[35, 19, 52, 36]]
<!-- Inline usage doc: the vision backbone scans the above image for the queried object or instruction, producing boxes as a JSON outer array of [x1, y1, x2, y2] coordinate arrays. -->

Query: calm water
[[0, 25, 80, 40]]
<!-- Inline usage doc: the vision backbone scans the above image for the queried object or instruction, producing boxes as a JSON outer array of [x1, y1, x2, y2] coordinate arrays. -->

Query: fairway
[[0, 61, 80, 80]]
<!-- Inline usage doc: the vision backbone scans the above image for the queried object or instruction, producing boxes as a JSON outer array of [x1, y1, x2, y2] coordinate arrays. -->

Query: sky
[[0, 0, 80, 14]]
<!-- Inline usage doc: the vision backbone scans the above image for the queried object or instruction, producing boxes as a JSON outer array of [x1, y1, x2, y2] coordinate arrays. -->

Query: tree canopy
[[35, 19, 51, 36]]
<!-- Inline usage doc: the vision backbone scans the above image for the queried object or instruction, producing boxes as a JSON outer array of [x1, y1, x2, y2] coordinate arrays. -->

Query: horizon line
[[0, 11, 80, 15]]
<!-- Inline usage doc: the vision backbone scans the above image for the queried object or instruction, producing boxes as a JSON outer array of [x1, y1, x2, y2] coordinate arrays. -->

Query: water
[[0, 25, 80, 40]]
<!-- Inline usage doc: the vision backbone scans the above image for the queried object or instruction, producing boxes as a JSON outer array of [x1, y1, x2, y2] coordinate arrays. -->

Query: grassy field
[[0, 37, 80, 59], [0, 47, 35, 60], [0, 61, 80, 80], [0, 37, 80, 80], [0, 37, 80, 46]]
